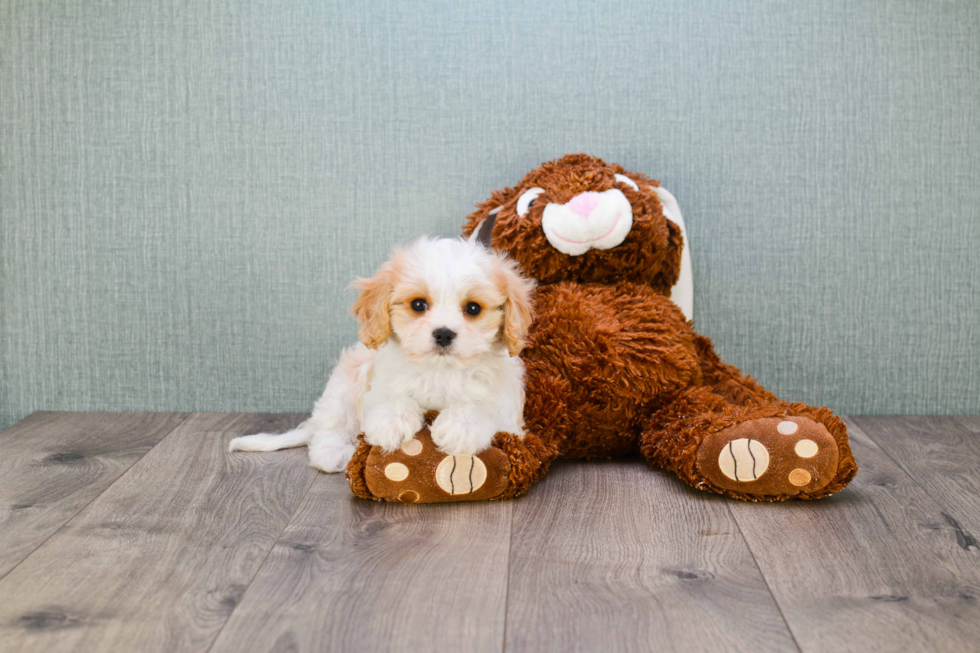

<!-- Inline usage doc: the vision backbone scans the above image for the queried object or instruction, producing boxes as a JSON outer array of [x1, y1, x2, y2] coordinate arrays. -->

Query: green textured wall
[[2, 1, 979, 430]]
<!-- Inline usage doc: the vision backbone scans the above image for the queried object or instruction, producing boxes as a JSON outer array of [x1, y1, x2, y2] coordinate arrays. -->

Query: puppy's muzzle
[[432, 328, 456, 348]]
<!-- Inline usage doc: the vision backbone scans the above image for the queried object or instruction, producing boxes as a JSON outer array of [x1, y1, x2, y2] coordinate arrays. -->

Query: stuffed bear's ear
[[652, 186, 694, 322], [466, 206, 501, 248]]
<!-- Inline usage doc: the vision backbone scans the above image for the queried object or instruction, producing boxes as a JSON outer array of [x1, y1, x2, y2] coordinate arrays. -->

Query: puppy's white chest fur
[[364, 341, 525, 439], [370, 342, 522, 413]]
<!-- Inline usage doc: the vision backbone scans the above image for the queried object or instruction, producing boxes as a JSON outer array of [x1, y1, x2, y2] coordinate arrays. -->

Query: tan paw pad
[[435, 454, 487, 495], [384, 462, 409, 481], [400, 438, 423, 456], [794, 439, 818, 458], [718, 438, 770, 482], [777, 420, 799, 435], [397, 490, 420, 503], [789, 468, 812, 486]]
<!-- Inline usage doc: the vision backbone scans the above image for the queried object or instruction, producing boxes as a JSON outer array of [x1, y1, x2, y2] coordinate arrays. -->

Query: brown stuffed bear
[[348, 154, 857, 502]]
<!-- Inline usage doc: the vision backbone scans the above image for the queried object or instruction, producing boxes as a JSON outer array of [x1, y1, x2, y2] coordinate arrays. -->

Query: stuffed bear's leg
[[640, 384, 858, 501], [346, 369, 569, 503], [640, 334, 858, 500]]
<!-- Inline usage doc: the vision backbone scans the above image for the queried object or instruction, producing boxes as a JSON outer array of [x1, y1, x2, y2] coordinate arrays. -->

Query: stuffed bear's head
[[462, 154, 684, 291]]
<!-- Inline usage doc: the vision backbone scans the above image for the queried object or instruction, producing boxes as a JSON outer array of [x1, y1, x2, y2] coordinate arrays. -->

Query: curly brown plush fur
[[346, 435, 374, 501], [461, 153, 857, 501], [348, 153, 857, 503]]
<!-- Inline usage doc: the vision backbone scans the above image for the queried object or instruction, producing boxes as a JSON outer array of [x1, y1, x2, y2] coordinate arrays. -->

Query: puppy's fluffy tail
[[228, 422, 313, 453]]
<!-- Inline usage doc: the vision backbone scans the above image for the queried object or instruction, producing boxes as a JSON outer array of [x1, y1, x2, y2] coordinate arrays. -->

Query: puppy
[[229, 237, 536, 473]]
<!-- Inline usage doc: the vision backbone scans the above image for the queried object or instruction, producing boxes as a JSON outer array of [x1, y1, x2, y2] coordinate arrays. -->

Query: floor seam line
[[204, 468, 320, 653], [726, 500, 804, 653], [0, 411, 193, 584], [500, 499, 516, 653]]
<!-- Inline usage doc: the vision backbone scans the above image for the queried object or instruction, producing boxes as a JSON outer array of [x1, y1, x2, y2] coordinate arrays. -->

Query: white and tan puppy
[[229, 237, 535, 473]]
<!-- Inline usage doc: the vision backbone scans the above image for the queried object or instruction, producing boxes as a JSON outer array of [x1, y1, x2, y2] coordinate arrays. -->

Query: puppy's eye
[[410, 298, 428, 313], [517, 187, 545, 217], [464, 302, 482, 316], [614, 174, 639, 191]]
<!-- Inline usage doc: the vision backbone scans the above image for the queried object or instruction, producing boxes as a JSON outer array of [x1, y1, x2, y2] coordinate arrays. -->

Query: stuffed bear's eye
[[614, 174, 639, 191], [410, 298, 428, 313], [464, 302, 482, 316], [517, 187, 545, 217]]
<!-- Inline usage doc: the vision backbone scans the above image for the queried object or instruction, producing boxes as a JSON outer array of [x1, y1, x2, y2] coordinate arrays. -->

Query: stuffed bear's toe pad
[[435, 454, 488, 495], [696, 417, 839, 497]]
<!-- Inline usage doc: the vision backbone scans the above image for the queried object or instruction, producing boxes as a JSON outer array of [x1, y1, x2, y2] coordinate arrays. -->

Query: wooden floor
[[0, 413, 978, 652]]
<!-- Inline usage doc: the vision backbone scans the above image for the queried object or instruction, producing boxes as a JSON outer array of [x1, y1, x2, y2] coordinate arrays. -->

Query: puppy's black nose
[[432, 328, 456, 348]]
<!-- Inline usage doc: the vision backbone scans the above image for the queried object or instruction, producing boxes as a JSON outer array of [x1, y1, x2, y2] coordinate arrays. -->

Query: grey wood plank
[[952, 415, 980, 434], [853, 416, 980, 535], [0, 411, 188, 579], [729, 417, 980, 653], [209, 474, 512, 653], [505, 459, 798, 653], [0, 412, 315, 653]]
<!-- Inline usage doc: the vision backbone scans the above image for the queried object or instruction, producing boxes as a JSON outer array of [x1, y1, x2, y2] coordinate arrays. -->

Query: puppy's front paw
[[430, 410, 497, 455], [363, 408, 424, 452]]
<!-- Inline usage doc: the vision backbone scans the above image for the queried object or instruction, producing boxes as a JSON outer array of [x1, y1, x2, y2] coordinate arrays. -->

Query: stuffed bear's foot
[[696, 416, 839, 498], [347, 430, 510, 503], [346, 413, 558, 503], [642, 389, 858, 501]]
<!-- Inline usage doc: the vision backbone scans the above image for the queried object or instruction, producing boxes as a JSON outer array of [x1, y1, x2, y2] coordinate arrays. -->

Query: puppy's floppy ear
[[493, 257, 536, 356], [350, 260, 397, 349]]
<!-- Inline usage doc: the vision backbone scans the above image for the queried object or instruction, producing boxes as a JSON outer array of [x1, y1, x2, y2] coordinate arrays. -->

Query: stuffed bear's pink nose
[[568, 192, 600, 217]]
